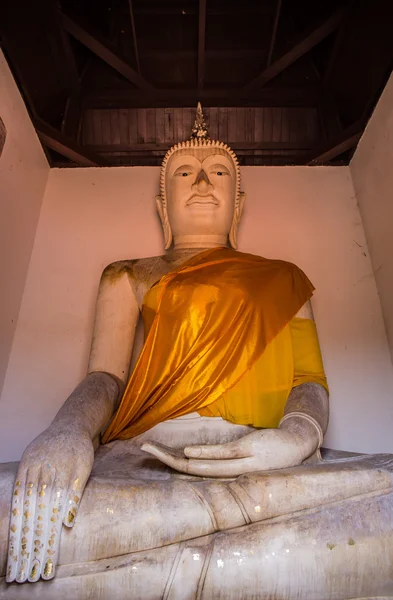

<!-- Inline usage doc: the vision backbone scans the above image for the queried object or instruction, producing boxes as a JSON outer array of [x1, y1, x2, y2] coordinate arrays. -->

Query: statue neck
[[172, 234, 228, 250]]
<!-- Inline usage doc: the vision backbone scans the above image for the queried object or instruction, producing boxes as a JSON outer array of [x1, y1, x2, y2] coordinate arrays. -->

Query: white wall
[[350, 72, 393, 363], [1, 165, 392, 461], [0, 51, 49, 400]]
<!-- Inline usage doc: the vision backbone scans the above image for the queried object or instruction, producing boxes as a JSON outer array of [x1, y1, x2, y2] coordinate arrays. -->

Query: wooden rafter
[[84, 141, 312, 153], [34, 119, 108, 167], [318, 98, 343, 141], [61, 14, 153, 91], [301, 119, 365, 164], [57, 11, 82, 140], [266, 0, 282, 67], [198, 0, 207, 89], [83, 85, 321, 108], [245, 9, 342, 91], [127, 0, 141, 74]]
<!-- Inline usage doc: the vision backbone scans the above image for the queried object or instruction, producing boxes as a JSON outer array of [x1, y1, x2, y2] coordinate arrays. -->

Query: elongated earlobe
[[156, 196, 173, 250], [229, 192, 245, 249]]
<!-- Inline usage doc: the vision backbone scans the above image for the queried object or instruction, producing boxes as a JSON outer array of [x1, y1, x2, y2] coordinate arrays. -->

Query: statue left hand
[[142, 418, 320, 477]]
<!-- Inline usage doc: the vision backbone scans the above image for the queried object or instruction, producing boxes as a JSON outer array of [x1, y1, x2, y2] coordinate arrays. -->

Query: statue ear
[[229, 192, 245, 250], [156, 195, 173, 250]]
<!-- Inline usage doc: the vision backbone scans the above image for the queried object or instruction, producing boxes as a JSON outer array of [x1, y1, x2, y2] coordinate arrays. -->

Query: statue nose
[[193, 169, 212, 189]]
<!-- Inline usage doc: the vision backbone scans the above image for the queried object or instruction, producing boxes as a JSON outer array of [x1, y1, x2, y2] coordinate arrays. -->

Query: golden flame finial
[[190, 102, 210, 140]]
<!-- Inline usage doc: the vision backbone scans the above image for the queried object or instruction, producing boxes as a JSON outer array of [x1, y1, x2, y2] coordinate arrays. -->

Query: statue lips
[[186, 194, 219, 207]]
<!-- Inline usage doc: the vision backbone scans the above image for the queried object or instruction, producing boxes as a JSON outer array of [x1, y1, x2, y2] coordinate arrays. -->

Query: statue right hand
[[6, 422, 94, 583]]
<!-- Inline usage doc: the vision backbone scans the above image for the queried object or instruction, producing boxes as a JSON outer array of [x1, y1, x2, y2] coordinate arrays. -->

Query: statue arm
[[7, 263, 139, 583], [143, 300, 329, 477]]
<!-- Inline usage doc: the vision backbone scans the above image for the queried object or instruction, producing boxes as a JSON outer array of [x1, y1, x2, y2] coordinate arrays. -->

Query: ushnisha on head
[[156, 103, 245, 250]]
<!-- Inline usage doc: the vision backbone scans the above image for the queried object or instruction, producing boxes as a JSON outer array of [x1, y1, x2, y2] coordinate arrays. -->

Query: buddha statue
[[1, 104, 393, 599]]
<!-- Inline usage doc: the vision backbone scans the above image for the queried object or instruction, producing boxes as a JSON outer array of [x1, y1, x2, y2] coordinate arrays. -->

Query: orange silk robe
[[102, 247, 323, 443]]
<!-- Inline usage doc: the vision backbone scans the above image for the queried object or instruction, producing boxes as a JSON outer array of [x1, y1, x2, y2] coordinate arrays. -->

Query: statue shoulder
[[101, 259, 135, 283], [100, 256, 166, 304]]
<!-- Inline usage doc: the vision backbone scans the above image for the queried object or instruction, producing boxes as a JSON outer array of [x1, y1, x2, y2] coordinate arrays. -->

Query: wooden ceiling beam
[[318, 97, 343, 142], [61, 13, 153, 91], [266, 0, 282, 67], [85, 141, 312, 153], [198, 0, 207, 89], [300, 119, 365, 164], [34, 119, 108, 167], [127, 0, 141, 74], [139, 49, 265, 60], [62, 92, 82, 140], [245, 9, 342, 91], [83, 85, 321, 108]]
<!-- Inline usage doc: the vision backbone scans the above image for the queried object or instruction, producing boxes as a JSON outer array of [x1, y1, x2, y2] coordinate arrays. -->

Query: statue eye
[[216, 171, 223, 176], [181, 172, 189, 177]]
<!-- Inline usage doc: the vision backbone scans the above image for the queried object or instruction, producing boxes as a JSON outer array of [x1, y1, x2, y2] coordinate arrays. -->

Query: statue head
[[156, 104, 245, 250]]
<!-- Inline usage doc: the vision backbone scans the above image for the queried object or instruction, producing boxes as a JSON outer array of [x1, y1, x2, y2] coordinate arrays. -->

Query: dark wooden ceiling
[[1, 0, 392, 167]]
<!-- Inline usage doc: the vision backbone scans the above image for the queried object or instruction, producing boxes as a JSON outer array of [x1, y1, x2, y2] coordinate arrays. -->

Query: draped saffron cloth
[[102, 247, 318, 443]]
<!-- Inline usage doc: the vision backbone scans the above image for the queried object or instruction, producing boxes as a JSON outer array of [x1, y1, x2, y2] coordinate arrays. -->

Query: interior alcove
[[0, 49, 392, 462]]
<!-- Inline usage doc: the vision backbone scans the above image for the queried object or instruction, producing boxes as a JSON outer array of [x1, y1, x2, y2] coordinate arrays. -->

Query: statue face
[[165, 152, 237, 240]]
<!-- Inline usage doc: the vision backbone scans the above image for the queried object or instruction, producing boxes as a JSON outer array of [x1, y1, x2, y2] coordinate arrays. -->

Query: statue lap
[[1, 416, 393, 599]]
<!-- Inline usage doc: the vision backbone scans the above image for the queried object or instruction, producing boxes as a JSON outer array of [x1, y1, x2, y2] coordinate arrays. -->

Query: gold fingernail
[[21, 537, 27, 544], [12, 508, 20, 517], [28, 483, 33, 488], [27, 490, 32, 496], [17, 560, 26, 580], [38, 503, 45, 510], [41, 484, 47, 490], [15, 481, 21, 487], [39, 491, 45, 497], [48, 539, 54, 547], [67, 506, 77, 525], [13, 490, 19, 496], [30, 561, 39, 579], [74, 495, 80, 504], [10, 525, 16, 533], [52, 507, 58, 514], [23, 511, 31, 519], [37, 515, 43, 521], [44, 558, 53, 577]]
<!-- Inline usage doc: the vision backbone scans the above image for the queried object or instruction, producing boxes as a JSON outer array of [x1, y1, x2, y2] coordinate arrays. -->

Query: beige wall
[[350, 72, 393, 362], [1, 165, 392, 461], [0, 51, 49, 399]]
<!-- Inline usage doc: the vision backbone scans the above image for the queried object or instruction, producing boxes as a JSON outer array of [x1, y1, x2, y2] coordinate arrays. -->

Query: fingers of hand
[[184, 440, 247, 460], [6, 469, 28, 582], [182, 457, 256, 477], [141, 442, 189, 471], [62, 472, 84, 529], [39, 481, 68, 581], [142, 442, 255, 477], [27, 473, 57, 583], [15, 467, 42, 583]]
